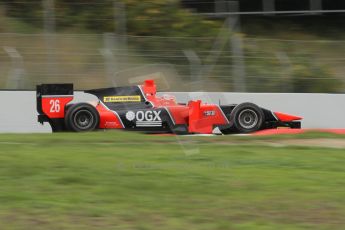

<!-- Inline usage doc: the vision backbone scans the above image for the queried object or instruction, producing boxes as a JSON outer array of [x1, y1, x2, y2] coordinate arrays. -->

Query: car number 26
[[49, 99, 60, 113]]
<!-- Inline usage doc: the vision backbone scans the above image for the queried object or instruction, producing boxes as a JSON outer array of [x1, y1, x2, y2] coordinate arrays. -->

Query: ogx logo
[[126, 110, 162, 127]]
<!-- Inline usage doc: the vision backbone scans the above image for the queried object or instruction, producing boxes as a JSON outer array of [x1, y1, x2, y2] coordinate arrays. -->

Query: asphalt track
[[1, 90, 345, 133]]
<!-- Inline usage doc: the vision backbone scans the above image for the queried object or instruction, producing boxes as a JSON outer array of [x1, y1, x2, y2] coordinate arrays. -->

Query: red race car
[[37, 79, 302, 134]]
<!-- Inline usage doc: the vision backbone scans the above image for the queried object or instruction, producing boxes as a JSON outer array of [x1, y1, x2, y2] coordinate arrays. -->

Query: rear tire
[[65, 103, 99, 132], [230, 102, 264, 133]]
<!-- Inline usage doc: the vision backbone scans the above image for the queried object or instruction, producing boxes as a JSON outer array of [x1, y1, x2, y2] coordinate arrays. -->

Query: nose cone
[[274, 112, 303, 122]]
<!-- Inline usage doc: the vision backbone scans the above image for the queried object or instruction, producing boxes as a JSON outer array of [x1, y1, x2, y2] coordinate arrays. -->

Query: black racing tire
[[230, 102, 265, 133], [65, 103, 99, 132]]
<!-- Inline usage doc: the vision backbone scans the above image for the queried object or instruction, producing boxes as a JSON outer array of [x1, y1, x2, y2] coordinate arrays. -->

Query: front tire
[[65, 103, 99, 132], [230, 103, 264, 133]]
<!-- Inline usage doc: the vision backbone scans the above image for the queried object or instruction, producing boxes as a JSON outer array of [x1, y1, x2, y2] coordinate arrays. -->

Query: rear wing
[[36, 84, 74, 122]]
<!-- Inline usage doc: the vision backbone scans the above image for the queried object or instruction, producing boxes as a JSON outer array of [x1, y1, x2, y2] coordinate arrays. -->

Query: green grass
[[0, 131, 345, 229]]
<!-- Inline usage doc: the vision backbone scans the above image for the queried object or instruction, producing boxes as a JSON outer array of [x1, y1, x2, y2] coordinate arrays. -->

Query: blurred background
[[0, 0, 345, 92]]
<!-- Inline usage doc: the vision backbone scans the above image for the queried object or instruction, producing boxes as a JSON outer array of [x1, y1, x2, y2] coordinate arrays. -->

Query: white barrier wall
[[1, 91, 344, 133], [0, 91, 96, 133]]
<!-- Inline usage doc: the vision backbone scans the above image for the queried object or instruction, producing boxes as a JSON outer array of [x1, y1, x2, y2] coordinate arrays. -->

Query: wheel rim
[[73, 109, 94, 130], [238, 109, 258, 130]]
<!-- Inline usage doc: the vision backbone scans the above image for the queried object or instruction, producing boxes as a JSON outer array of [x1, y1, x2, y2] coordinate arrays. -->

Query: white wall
[[0, 91, 344, 133], [0, 91, 96, 133]]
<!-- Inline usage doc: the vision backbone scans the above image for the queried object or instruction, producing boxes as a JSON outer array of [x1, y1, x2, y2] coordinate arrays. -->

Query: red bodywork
[[41, 96, 73, 119], [139, 80, 230, 133], [95, 103, 124, 129], [274, 112, 302, 122], [38, 79, 303, 134], [96, 80, 301, 134]]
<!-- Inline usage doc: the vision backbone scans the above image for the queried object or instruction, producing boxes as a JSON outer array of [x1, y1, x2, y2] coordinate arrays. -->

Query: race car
[[36, 79, 302, 134]]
